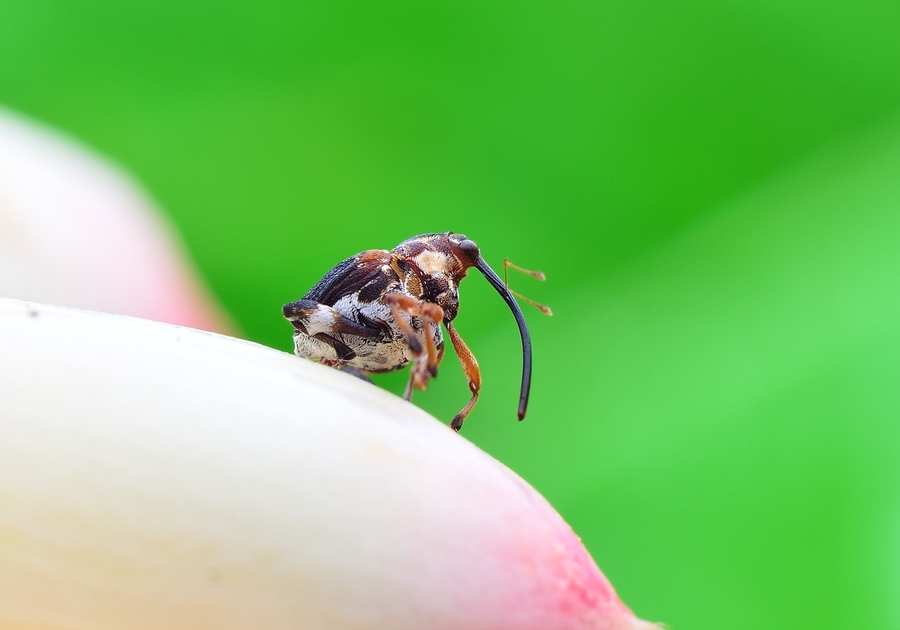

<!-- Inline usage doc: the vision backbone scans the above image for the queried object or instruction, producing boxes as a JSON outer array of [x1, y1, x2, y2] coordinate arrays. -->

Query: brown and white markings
[[282, 232, 550, 431]]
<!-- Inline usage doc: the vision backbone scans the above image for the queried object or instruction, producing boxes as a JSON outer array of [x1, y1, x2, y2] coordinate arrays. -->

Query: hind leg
[[283, 299, 383, 365]]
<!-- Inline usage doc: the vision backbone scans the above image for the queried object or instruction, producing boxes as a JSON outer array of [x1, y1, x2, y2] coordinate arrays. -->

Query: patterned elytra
[[282, 232, 537, 431]]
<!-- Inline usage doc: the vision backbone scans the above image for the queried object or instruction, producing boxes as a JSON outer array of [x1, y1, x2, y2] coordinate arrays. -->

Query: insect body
[[282, 232, 547, 431]]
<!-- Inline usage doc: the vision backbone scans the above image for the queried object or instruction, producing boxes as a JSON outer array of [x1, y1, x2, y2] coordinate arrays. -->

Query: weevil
[[282, 232, 550, 431]]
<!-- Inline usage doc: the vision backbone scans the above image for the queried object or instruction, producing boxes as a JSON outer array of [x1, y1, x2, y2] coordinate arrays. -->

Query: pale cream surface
[[0, 299, 654, 630]]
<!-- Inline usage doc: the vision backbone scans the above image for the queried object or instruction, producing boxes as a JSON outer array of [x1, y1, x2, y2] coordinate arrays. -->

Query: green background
[[3, 1, 900, 626]]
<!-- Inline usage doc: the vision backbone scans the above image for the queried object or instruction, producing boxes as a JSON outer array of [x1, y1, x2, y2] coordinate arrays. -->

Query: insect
[[282, 232, 550, 431]]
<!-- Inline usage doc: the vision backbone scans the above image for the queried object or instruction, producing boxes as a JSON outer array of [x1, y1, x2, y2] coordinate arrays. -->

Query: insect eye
[[460, 239, 479, 262]]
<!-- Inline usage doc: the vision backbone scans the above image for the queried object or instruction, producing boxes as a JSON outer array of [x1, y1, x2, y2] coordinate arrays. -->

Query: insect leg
[[446, 321, 481, 431], [312, 332, 357, 363], [385, 293, 444, 399], [339, 365, 374, 383], [283, 299, 384, 339], [383, 295, 423, 356], [284, 299, 383, 369]]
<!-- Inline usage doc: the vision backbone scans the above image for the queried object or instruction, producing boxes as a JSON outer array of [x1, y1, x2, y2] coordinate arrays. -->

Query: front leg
[[446, 321, 481, 431], [384, 293, 444, 400]]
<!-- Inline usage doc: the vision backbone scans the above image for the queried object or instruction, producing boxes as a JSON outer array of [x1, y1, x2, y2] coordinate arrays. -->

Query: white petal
[[0, 298, 655, 630], [0, 107, 230, 332]]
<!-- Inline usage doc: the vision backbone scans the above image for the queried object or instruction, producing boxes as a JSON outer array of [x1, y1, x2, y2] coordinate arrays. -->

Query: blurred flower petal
[[0, 298, 656, 630], [0, 107, 231, 332]]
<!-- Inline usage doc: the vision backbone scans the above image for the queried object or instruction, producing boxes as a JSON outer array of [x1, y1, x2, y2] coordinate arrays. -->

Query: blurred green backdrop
[[3, 0, 900, 627]]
